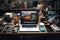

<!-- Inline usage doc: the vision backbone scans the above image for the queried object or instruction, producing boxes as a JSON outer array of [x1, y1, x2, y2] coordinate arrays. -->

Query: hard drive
[[3, 25, 13, 33]]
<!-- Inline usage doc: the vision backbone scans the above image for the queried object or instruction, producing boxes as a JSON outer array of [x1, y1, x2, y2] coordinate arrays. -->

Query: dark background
[[0, 0, 60, 40], [0, 34, 60, 40]]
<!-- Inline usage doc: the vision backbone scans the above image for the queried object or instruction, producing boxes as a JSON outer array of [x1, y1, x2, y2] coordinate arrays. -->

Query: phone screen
[[40, 25, 45, 32], [12, 27, 18, 33]]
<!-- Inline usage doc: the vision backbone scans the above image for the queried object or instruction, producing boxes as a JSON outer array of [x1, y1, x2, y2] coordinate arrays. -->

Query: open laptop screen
[[48, 11, 56, 16], [21, 10, 39, 24], [48, 10, 56, 23]]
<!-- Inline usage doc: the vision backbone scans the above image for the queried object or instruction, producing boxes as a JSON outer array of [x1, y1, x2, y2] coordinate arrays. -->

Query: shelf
[[0, 10, 60, 34]]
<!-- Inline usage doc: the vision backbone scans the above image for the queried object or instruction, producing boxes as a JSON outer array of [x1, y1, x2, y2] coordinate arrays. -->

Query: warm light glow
[[24, 15, 30, 20], [13, 16, 19, 21], [40, 22, 44, 25]]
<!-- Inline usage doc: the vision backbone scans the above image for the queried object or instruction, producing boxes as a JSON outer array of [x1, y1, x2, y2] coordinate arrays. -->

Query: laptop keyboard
[[22, 24, 37, 27]]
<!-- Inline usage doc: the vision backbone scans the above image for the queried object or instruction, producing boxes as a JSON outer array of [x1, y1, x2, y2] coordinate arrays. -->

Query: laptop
[[48, 10, 56, 23], [19, 10, 39, 31]]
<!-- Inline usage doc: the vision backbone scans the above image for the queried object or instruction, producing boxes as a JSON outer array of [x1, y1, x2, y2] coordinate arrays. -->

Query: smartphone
[[12, 27, 18, 33], [45, 25, 54, 32], [40, 25, 45, 32]]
